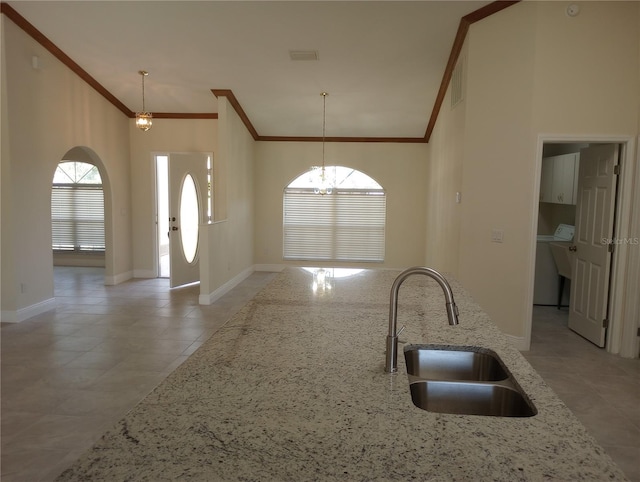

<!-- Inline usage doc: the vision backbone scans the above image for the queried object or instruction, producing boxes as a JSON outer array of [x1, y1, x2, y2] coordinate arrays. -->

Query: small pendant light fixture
[[135, 70, 153, 131], [314, 92, 333, 195]]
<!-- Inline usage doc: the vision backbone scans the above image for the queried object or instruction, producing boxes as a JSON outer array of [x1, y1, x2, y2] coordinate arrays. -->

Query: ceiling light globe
[[136, 112, 153, 131]]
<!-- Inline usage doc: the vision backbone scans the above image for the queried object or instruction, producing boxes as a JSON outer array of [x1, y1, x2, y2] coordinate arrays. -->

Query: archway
[[51, 146, 113, 285]]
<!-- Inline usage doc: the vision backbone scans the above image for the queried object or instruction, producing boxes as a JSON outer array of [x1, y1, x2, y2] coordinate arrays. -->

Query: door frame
[[527, 134, 639, 358], [152, 151, 212, 282], [168, 152, 209, 288]]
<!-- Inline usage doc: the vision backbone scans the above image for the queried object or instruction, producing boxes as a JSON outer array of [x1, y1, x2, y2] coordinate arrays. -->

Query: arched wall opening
[[51, 146, 114, 284]]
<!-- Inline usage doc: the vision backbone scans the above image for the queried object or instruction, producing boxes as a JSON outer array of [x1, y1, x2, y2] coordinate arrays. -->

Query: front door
[[568, 144, 619, 346], [168, 153, 209, 288]]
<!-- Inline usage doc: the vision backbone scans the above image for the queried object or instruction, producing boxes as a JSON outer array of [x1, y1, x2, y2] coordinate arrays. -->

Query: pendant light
[[314, 92, 333, 195], [135, 70, 153, 131]]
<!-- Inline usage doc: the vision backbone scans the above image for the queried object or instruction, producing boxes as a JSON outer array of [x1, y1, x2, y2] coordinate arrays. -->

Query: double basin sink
[[404, 345, 536, 417]]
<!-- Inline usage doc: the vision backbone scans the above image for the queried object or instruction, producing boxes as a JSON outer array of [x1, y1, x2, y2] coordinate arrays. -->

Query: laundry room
[[534, 143, 587, 308]]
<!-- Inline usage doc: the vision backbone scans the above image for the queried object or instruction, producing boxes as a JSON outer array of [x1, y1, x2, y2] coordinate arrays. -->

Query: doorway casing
[[526, 134, 639, 358]]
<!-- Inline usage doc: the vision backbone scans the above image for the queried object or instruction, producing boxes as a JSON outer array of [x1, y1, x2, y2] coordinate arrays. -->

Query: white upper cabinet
[[540, 153, 580, 205], [540, 157, 554, 203]]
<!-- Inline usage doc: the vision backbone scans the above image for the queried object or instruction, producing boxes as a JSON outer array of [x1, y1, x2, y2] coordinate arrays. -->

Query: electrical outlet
[[491, 229, 504, 243]]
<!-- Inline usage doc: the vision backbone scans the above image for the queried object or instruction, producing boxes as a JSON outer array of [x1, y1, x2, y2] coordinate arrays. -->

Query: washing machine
[[534, 224, 574, 305]]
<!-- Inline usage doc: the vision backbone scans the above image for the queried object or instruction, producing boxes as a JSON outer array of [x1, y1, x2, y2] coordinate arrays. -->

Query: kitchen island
[[57, 267, 627, 481]]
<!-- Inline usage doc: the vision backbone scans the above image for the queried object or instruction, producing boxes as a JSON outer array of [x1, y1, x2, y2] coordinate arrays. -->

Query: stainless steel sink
[[403, 345, 537, 417], [404, 346, 508, 381], [409, 380, 536, 417]]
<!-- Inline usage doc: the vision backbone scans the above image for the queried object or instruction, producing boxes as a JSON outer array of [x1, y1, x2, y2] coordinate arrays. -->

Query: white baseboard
[[253, 264, 286, 272], [105, 271, 133, 286], [505, 333, 529, 351], [199, 266, 254, 305], [133, 269, 156, 279], [1, 297, 56, 323]]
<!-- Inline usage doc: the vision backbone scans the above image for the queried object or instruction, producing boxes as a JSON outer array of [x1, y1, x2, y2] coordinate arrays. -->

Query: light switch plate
[[491, 229, 504, 243]]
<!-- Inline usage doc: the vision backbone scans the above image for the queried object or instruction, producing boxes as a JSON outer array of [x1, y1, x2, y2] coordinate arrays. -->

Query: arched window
[[283, 166, 386, 262], [52, 161, 105, 252]]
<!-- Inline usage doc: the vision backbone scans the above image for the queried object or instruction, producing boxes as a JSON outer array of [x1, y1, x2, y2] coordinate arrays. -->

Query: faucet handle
[[396, 325, 406, 337]]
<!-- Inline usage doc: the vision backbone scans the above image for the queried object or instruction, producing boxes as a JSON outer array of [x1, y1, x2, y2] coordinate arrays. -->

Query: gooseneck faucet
[[385, 267, 459, 373]]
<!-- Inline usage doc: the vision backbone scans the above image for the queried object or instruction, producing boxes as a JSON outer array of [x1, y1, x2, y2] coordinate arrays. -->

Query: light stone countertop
[[57, 267, 628, 481]]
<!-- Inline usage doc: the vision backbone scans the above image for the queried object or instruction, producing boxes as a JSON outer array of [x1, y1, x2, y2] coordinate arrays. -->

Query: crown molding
[[3, 1, 519, 143], [258, 136, 427, 144], [1, 2, 132, 117], [424, 0, 520, 142], [151, 113, 218, 120], [211, 90, 426, 143], [1, 2, 216, 122], [211, 89, 260, 140]]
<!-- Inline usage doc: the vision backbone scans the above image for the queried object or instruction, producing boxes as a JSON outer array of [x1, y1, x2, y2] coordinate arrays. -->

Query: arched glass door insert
[[283, 166, 386, 262]]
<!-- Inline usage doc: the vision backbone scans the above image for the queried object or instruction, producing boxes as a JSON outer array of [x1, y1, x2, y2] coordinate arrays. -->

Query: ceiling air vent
[[450, 57, 464, 109], [289, 50, 319, 61]]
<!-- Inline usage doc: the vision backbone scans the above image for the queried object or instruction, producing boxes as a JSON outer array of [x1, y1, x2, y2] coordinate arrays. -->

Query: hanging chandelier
[[135, 70, 153, 131], [313, 92, 333, 195]]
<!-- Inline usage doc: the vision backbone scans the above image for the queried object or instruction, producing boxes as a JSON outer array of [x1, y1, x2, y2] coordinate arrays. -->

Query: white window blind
[[283, 188, 386, 262], [52, 185, 105, 251]]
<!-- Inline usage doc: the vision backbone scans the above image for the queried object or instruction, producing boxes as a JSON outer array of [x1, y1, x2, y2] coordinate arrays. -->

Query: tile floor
[[522, 305, 640, 481], [1, 267, 277, 481], [1, 270, 638, 481]]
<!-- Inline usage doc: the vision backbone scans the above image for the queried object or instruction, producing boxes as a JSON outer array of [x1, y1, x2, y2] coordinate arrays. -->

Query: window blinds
[[52, 185, 105, 251], [283, 188, 386, 262]]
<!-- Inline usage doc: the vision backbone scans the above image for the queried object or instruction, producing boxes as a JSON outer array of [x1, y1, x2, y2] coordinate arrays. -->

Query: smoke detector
[[566, 4, 580, 17]]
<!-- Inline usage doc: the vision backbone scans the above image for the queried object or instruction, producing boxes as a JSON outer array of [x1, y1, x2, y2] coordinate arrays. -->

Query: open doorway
[[49, 146, 114, 310], [51, 147, 111, 275], [534, 143, 586, 309], [531, 138, 632, 353], [52, 160, 105, 266]]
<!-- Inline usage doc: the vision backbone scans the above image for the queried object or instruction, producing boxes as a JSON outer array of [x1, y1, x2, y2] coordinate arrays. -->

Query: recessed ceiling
[[6, 1, 495, 139]]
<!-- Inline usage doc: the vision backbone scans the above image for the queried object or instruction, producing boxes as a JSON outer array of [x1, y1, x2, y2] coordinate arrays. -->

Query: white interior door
[[168, 153, 208, 288], [568, 144, 619, 346]]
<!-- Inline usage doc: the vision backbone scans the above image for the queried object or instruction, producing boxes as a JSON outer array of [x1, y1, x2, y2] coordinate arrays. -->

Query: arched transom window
[[283, 166, 386, 262], [52, 161, 105, 252]]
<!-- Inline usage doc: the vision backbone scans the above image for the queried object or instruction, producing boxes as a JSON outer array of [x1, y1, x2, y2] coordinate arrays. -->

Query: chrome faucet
[[385, 267, 459, 373]]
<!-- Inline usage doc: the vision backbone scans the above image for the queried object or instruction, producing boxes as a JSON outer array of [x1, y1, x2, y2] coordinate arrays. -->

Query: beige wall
[[531, 1, 639, 135], [429, 1, 640, 344], [129, 118, 217, 277], [1, 17, 132, 318], [200, 97, 255, 300], [458, 3, 538, 342], [3, 2, 638, 342], [424, 41, 468, 276], [254, 141, 429, 269], [1, 16, 12, 313], [1, 13, 250, 320]]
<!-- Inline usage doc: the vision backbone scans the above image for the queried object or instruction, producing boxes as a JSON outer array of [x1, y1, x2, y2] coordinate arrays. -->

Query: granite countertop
[[57, 267, 627, 481]]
